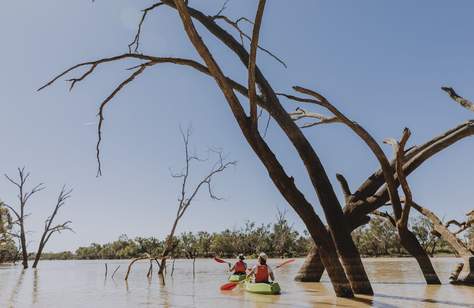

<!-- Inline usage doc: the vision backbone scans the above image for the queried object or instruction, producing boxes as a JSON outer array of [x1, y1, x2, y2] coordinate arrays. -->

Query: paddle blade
[[275, 259, 295, 269], [214, 257, 227, 264], [220, 282, 238, 291]]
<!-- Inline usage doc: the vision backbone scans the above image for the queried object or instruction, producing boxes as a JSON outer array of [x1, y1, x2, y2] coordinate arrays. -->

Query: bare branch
[[372, 210, 396, 227], [248, 0, 266, 130], [441, 87, 474, 112], [214, 0, 230, 16], [336, 173, 351, 204], [95, 63, 150, 176], [383, 128, 412, 228], [128, 2, 165, 53], [3, 203, 20, 221], [289, 107, 340, 128], [211, 15, 286, 68], [284, 86, 403, 220]]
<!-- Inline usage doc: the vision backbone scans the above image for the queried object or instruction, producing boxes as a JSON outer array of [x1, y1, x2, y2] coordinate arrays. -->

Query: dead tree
[[387, 130, 474, 284], [4, 168, 72, 269], [4, 168, 45, 269], [158, 128, 236, 275], [293, 90, 474, 282], [282, 87, 441, 284], [38, 1, 380, 297], [123, 129, 235, 280], [32, 186, 73, 268]]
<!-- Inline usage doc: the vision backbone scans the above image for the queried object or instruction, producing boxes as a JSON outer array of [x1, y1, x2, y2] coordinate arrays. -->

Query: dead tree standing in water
[[124, 129, 235, 280], [4, 168, 72, 269], [39, 1, 377, 296], [159, 128, 235, 275], [283, 88, 442, 284], [4, 168, 45, 269], [32, 186, 73, 268]]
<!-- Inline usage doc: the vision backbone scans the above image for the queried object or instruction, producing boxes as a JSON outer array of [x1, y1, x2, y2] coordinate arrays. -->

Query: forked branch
[[384, 128, 412, 228]]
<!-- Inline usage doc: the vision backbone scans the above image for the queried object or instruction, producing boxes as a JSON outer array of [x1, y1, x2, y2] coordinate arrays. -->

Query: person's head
[[258, 252, 267, 265], [238, 253, 245, 261]]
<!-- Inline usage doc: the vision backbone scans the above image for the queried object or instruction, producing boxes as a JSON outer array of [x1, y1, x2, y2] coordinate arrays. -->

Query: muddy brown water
[[1, 258, 473, 307]]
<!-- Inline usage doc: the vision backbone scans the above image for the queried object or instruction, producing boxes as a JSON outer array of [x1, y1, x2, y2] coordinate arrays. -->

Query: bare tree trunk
[[397, 227, 441, 284], [294, 246, 325, 282], [19, 224, 28, 269], [297, 121, 474, 282], [32, 244, 45, 268]]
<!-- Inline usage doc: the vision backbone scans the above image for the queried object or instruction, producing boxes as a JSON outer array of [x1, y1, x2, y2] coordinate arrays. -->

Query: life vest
[[234, 260, 246, 274], [255, 264, 269, 283]]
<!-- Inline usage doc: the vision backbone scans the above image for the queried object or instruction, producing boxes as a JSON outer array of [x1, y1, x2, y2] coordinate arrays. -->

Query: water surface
[[1, 258, 473, 307]]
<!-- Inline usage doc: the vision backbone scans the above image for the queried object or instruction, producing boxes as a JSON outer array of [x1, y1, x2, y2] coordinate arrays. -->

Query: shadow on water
[[375, 293, 474, 307], [348, 296, 398, 308], [7, 269, 25, 308], [32, 269, 39, 305]]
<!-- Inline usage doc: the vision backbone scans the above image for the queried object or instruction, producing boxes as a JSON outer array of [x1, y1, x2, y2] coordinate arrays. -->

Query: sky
[[0, 1, 473, 252]]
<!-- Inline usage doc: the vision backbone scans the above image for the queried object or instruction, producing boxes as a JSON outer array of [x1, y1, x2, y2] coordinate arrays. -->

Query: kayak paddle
[[214, 257, 231, 267], [220, 281, 241, 291], [275, 259, 295, 269]]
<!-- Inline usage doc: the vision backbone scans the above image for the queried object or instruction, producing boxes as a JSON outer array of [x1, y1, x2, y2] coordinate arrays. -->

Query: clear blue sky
[[0, 1, 473, 252]]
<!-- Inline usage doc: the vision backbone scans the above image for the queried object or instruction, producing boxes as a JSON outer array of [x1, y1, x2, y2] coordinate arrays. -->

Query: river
[[1, 257, 473, 307]]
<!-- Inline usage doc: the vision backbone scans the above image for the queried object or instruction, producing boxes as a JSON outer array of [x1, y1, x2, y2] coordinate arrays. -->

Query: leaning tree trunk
[[397, 227, 441, 284], [295, 246, 325, 282], [163, 1, 371, 295], [32, 245, 45, 268], [297, 121, 474, 282], [170, 0, 360, 297], [412, 202, 474, 284]]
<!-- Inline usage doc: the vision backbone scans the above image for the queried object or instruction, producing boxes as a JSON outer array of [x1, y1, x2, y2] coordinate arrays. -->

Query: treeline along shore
[[3, 212, 466, 263]]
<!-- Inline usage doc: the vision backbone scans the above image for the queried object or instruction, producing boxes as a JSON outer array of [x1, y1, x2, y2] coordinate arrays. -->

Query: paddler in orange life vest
[[229, 253, 247, 275], [247, 252, 275, 283]]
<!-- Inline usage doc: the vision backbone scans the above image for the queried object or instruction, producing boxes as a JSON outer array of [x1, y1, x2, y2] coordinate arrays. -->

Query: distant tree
[[32, 186, 73, 268], [272, 209, 299, 258], [157, 128, 235, 275], [3, 168, 73, 268]]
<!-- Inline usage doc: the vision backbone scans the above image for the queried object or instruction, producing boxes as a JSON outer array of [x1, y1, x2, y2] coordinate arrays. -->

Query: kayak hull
[[228, 274, 246, 282], [244, 282, 281, 295]]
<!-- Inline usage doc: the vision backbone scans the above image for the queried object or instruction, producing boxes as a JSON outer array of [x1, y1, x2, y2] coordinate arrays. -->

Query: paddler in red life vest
[[229, 253, 247, 275], [247, 252, 275, 283]]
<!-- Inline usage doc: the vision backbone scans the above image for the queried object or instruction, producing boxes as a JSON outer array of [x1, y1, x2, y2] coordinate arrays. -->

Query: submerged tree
[[125, 128, 235, 280], [3, 168, 72, 269], [158, 128, 235, 275], [293, 95, 474, 283], [32, 186, 73, 268], [40, 1, 377, 297]]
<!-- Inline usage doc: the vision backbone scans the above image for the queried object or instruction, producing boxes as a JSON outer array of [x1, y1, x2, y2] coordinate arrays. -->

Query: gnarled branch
[[442, 87, 474, 112]]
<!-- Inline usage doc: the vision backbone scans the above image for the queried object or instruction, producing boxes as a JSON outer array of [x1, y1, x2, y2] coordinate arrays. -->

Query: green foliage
[[6, 212, 460, 261], [353, 213, 455, 257], [71, 217, 312, 260], [0, 202, 18, 263]]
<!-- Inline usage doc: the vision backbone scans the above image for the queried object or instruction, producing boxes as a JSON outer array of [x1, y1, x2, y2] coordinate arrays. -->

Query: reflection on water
[[0, 258, 473, 307]]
